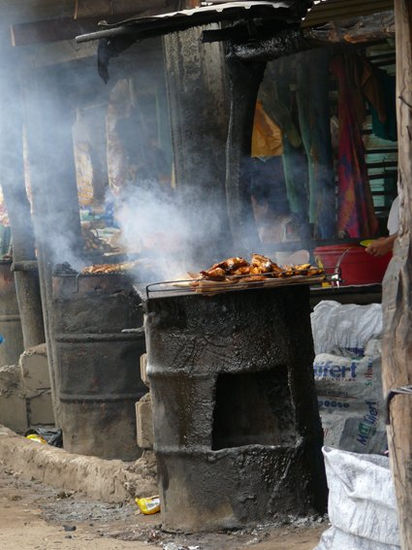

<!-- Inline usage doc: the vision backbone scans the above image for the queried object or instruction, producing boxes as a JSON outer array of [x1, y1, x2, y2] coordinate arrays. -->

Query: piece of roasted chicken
[[199, 266, 227, 281], [251, 253, 283, 276], [293, 263, 311, 274], [280, 265, 295, 277], [213, 257, 249, 273], [231, 265, 252, 276], [241, 275, 267, 282]]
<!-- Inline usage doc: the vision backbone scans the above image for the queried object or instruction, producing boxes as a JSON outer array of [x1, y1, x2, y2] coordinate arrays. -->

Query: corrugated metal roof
[[303, 0, 393, 27], [76, 1, 298, 42]]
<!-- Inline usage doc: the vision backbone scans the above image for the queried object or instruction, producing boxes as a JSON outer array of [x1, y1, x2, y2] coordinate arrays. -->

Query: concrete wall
[[0, 343, 54, 432], [136, 353, 154, 450]]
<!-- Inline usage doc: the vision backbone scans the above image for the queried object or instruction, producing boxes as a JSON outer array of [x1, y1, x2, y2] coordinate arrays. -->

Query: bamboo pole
[[381, 1, 412, 548]]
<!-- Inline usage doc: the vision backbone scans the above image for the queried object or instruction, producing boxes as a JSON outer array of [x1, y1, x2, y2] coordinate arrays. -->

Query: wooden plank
[[10, 1, 182, 46], [303, 0, 394, 26], [74, 0, 179, 19], [304, 7, 394, 34], [10, 17, 99, 47], [381, 0, 412, 549], [0, 0, 73, 22]]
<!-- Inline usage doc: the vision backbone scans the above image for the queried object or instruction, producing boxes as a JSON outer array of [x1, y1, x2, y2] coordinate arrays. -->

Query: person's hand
[[366, 235, 396, 256]]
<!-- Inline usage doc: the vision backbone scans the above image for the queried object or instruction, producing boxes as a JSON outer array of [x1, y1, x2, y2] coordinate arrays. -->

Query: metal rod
[[75, 25, 131, 42]]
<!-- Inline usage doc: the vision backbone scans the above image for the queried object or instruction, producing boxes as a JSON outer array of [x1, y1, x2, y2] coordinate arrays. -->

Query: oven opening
[[212, 369, 296, 450]]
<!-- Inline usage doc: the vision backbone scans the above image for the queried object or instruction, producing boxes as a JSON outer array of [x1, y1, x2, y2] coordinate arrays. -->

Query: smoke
[[0, 18, 314, 286], [114, 181, 192, 280], [112, 176, 238, 284]]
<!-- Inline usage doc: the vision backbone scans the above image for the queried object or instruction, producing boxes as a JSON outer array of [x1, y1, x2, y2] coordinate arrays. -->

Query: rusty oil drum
[[52, 273, 146, 460], [145, 286, 327, 531], [0, 260, 24, 366]]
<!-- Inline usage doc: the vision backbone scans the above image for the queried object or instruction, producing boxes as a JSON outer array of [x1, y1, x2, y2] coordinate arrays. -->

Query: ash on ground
[[2, 466, 327, 549]]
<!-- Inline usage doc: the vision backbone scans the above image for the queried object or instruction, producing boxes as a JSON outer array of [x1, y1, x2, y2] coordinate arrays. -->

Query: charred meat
[[81, 260, 139, 275], [195, 254, 323, 283], [199, 266, 227, 281]]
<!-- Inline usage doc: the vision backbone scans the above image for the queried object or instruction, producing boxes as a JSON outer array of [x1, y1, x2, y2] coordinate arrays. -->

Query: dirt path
[[0, 464, 327, 550]]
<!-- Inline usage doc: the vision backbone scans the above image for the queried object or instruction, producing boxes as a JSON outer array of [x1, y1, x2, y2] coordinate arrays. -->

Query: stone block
[[28, 391, 54, 426], [136, 392, 153, 449], [0, 364, 28, 433], [0, 393, 28, 433], [140, 353, 149, 387], [19, 344, 50, 398]]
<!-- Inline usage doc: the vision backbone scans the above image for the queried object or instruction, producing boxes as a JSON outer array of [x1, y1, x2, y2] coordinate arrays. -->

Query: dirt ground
[[0, 464, 327, 550]]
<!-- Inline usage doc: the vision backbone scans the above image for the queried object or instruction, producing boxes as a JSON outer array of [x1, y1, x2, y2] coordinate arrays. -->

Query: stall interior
[[250, 41, 397, 254], [0, 11, 397, 289], [69, 36, 395, 288], [70, 39, 174, 274]]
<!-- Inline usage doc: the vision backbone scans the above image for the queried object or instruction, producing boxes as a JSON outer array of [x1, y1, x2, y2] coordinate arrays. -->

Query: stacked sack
[[311, 300, 387, 454], [315, 447, 400, 550]]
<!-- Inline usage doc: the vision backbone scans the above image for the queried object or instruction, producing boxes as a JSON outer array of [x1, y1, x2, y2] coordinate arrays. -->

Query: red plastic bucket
[[314, 244, 391, 286]]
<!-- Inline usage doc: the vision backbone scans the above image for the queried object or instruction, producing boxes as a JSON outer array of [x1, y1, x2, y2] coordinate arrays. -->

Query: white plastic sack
[[315, 447, 400, 550], [314, 339, 387, 454], [311, 300, 382, 356]]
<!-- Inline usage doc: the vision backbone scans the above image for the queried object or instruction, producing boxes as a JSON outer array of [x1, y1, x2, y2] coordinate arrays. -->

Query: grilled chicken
[[82, 260, 139, 275], [200, 266, 226, 281], [307, 266, 323, 276], [195, 254, 324, 284], [223, 257, 249, 272], [231, 265, 253, 276], [251, 253, 283, 276], [242, 275, 267, 282], [251, 253, 272, 273], [210, 257, 249, 274]]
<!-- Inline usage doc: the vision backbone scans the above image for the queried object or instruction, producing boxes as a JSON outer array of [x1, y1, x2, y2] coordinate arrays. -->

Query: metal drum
[[0, 260, 24, 366], [145, 285, 327, 531], [52, 273, 146, 460]]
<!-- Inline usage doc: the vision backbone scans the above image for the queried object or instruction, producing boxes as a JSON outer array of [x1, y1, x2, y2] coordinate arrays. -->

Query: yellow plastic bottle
[[26, 434, 47, 444], [135, 495, 160, 515]]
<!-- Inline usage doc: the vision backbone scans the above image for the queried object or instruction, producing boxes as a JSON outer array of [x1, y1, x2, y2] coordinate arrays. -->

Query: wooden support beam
[[74, 0, 179, 19], [23, 65, 85, 426], [163, 27, 232, 265], [0, 57, 45, 350], [304, 10, 394, 43], [382, 1, 412, 549], [303, 0, 394, 26], [11, 1, 182, 47], [10, 17, 99, 47]]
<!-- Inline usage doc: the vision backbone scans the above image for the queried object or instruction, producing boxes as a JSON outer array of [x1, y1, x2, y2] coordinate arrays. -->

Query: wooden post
[[23, 64, 84, 426], [0, 27, 45, 350], [381, 1, 412, 548], [163, 26, 231, 265], [224, 57, 264, 252]]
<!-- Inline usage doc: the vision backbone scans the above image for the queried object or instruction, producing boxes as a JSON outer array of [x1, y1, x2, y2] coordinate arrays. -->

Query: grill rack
[[144, 271, 328, 299]]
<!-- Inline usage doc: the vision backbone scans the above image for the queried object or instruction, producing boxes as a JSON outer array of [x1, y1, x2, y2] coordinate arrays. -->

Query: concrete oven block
[[136, 393, 153, 449], [0, 364, 28, 433], [28, 391, 54, 426], [140, 353, 149, 387], [19, 344, 50, 398]]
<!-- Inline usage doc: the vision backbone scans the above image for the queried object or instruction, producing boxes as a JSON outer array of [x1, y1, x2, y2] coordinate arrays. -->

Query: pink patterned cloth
[[331, 55, 378, 238]]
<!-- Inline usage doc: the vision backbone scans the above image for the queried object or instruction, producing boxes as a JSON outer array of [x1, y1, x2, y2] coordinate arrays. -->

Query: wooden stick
[[382, 1, 412, 548]]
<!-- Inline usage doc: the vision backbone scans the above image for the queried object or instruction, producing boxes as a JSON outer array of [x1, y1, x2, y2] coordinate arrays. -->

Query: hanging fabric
[[262, 57, 310, 240], [296, 48, 336, 239], [330, 54, 380, 238], [264, 50, 336, 240], [251, 100, 283, 157]]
